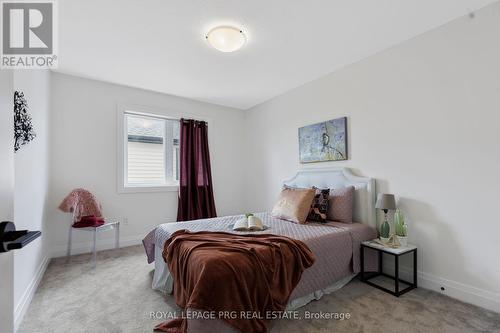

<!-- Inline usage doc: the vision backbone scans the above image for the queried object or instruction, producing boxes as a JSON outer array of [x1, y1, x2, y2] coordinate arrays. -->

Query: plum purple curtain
[[177, 119, 217, 221]]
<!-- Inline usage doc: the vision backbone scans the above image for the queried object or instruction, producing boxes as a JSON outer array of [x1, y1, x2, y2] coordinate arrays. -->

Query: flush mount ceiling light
[[206, 26, 246, 52]]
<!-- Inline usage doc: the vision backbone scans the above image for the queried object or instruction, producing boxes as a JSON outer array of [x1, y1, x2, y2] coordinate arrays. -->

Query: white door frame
[[0, 253, 14, 333], [0, 70, 15, 333]]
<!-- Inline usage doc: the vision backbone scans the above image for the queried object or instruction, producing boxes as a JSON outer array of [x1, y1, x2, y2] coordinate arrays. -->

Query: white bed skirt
[[152, 244, 173, 293]]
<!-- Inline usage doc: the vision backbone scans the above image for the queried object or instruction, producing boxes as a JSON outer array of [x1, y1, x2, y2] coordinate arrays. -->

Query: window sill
[[118, 185, 179, 194]]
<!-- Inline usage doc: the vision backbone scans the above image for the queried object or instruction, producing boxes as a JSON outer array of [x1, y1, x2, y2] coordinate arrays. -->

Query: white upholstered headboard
[[283, 168, 376, 228]]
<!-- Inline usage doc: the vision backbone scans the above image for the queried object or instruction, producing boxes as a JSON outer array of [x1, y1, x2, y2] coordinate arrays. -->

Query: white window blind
[[124, 112, 180, 187]]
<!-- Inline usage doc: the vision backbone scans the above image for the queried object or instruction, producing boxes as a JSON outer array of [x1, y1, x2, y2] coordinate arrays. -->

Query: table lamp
[[375, 193, 396, 240]]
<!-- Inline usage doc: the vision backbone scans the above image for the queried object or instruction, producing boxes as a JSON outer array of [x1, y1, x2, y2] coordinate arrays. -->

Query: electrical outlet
[[123, 217, 129, 226]]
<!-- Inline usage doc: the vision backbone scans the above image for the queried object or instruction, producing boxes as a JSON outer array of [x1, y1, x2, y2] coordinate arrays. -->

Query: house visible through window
[[125, 112, 179, 187]]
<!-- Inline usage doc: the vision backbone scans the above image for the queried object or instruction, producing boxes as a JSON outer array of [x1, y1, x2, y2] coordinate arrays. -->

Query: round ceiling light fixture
[[206, 26, 246, 52]]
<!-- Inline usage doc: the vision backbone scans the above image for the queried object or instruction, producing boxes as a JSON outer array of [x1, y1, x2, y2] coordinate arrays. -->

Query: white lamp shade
[[206, 26, 246, 52]]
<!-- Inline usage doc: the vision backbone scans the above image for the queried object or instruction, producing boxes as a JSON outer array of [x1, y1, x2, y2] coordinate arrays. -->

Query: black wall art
[[14, 91, 36, 152]]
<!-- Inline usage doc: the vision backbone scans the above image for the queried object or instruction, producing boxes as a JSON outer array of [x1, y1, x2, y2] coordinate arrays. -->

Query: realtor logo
[[1, 0, 57, 68]]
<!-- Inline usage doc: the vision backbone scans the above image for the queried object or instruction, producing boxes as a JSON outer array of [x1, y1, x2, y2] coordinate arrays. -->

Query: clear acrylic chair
[[66, 213, 120, 268]]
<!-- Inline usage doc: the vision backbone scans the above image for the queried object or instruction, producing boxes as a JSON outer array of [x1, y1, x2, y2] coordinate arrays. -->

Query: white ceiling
[[57, 0, 497, 109]]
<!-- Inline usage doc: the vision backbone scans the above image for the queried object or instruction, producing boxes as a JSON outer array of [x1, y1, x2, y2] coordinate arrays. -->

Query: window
[[123, 112, 179, 189]]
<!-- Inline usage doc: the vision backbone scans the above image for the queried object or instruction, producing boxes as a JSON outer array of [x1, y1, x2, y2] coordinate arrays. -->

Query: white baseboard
[[14, 256, 50, 331], [382, 262, 500, 313], [417, 269, 500, 313], [50, 234, 145, 258]]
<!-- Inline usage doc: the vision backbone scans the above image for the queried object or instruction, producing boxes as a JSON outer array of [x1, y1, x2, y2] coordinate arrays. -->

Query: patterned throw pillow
[[307, 188, 330, 223], [327, 186, 354, 223]]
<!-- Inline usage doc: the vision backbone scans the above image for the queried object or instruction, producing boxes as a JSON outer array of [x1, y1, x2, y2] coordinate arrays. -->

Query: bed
[[142, 167, 378, 331]]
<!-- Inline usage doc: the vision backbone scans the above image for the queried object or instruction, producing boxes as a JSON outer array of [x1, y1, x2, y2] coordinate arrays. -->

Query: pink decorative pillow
[[272, 187, 316, 224], [327, 186, 354, 223]]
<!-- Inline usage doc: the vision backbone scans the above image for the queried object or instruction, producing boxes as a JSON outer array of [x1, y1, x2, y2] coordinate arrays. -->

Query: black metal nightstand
[[360, 240, 417, 297]]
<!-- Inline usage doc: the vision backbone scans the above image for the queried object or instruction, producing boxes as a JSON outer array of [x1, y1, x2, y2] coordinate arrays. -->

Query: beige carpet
[[19, 245, 500, 333]]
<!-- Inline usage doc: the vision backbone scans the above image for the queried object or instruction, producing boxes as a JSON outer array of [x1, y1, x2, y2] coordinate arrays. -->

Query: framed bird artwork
[[298, 117, 348, 163]]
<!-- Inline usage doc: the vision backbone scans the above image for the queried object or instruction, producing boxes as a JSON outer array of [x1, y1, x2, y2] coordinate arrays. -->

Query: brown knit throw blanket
[[154, 230, 315, 333]]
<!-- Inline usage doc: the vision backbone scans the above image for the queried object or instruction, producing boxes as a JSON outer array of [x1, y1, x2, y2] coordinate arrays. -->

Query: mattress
[[143, 212, 377, 301]]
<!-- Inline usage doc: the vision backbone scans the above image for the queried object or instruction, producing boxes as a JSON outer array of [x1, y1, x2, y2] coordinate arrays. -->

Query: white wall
[[48, 73, 246, 256], [244, 3, 500, 312], [0, 70, 15, 333], [12, 70, 51, 329]]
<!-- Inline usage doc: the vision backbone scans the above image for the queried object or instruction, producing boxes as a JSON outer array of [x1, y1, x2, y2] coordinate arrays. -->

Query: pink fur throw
[[58, 188, 102, 223]]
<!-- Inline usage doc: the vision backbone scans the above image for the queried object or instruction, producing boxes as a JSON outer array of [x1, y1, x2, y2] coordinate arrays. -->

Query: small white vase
[[397, 236, 408, 247], [380, 237, 390, 244]]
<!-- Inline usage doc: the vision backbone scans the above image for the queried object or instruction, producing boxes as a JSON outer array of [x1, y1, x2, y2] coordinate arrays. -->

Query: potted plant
[[394, 209, 408, 246]]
